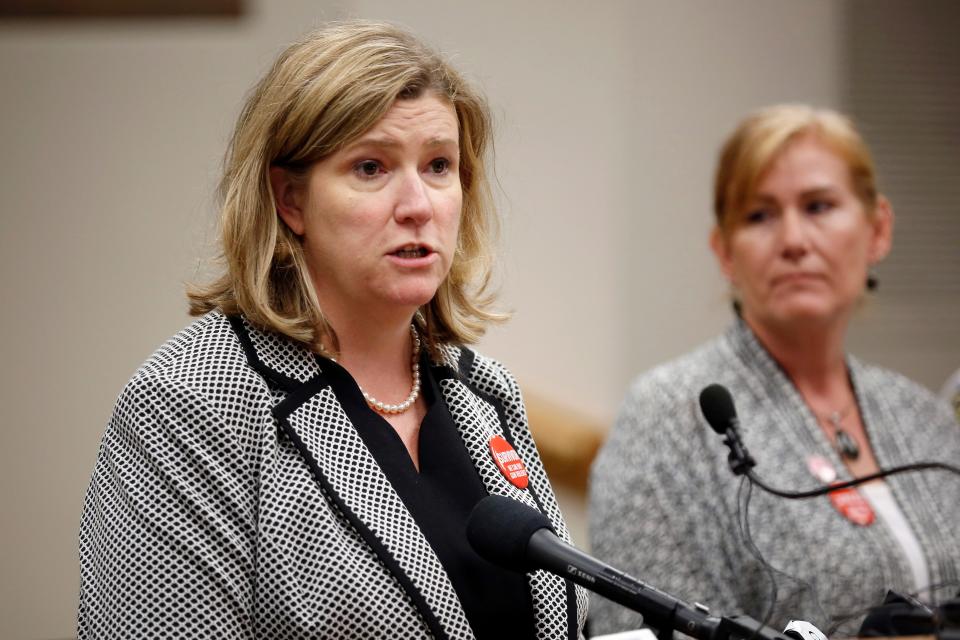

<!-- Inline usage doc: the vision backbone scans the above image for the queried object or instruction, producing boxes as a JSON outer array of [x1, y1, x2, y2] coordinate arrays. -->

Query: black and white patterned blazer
[[79, 311, 588, 639]]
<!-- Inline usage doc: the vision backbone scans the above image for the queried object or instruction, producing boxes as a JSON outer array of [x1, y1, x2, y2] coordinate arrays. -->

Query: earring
[[866, 270, 879, 291]]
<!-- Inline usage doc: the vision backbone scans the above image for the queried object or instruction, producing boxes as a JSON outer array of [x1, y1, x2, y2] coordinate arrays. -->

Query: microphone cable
[[823, 580, 960, 637], [746, 461, 960, 499], [736, 475, 778, 640], [734, 475, 830, 640]]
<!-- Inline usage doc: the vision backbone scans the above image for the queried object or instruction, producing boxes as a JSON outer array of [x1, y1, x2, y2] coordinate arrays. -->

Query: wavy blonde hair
[[189, 21, 505, 354], [714, 104, 880, 234]]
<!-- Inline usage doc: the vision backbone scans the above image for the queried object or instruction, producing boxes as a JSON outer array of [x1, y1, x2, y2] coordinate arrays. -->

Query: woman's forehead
[[346, 95, 459, 151], [753, 136, 852, 196]]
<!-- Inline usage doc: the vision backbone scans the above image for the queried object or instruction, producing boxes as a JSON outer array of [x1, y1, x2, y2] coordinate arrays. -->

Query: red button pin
[[806, 455, 837, 484], [488, 435, 529, 489], [828, 484, 875, 526]]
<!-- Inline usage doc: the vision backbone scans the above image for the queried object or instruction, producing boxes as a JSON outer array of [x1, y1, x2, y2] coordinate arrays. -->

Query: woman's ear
[[868, 195, 894, 264], [269, 166, 306, 236], [709, 225, 735, 282]]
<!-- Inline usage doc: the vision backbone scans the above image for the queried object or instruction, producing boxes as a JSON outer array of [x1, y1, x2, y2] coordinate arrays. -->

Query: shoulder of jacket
[[852, 356, 933, 398], [852, 357, 956, 426], [465, 348, 521, 396], [125, 311, 265, 402], [624, 335, 729, 409]]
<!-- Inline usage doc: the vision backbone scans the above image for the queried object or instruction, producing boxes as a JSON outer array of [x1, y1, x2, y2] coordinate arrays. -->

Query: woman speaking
[[590, 105, 960, 636], [79, 22, 587, 639]]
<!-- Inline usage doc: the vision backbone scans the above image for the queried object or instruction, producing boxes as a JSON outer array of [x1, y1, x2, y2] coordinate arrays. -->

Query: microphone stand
[[526, 530, 791, 640], [712, 614, 793, 640]]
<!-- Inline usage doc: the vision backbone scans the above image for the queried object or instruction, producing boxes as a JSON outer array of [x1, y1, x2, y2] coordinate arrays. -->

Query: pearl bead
[[359, 324, 422, 416]]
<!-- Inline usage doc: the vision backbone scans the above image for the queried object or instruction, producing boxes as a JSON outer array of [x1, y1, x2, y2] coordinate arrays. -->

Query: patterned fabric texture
[[78, 311, 587, 639], [589, 319, 960, 637]]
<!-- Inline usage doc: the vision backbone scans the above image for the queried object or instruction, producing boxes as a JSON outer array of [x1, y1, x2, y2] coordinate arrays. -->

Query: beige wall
[[1, 1, 930, 637]]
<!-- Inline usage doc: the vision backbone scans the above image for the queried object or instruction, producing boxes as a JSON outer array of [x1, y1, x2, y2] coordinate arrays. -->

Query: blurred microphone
[[699, 384, 756, 476], [467, 495, 787, 640], [698, 383, 960, 498]]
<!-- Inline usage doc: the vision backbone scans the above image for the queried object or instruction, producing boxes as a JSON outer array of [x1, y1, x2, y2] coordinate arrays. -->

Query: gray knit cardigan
[[589, 319, 960, 636]]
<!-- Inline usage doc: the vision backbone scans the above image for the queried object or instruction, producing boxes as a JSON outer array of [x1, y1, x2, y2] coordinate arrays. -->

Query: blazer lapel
[[278, 387, 473, 640], [231, 316, 473, 640], [437, 369, 540, 510], [437, 346, 572, 640], [233, 317, 572, 639]]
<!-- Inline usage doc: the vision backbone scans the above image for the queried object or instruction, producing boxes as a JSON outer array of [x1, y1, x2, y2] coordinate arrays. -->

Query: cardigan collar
[[720, 316, 918, 475], [724, 316, 867, 412], [721, 316, 868, 467]]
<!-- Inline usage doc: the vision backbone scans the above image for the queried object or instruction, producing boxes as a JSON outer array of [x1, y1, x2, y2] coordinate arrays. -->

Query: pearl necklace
[[327, 325, 422, 415]]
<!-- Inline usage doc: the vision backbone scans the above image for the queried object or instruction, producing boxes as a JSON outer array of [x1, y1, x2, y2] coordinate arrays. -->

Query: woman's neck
[[325, 310, 413, 362], [319, 301, 419, 404], [742, 311, 850, 404]]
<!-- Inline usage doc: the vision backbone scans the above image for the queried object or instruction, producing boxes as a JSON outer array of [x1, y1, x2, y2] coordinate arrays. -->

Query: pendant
[[835, 428, 860, 460]]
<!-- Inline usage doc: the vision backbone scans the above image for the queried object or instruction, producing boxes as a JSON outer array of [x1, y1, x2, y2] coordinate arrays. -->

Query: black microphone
[[699, 384, 756, 476], [467, 495, 720, 640], [468, 496, 800, 640]]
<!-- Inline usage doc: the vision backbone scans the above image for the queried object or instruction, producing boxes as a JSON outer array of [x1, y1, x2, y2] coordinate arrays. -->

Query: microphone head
[[699, 383, 738, 435], [466, 495, 553, 572]]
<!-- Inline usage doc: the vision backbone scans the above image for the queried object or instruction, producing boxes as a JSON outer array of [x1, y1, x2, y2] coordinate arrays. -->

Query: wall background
[[0, 1, 955, 638]]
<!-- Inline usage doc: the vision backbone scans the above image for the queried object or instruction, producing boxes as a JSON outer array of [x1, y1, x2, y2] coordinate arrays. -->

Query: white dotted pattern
[[440, 352, 589, 638], [79, 312, 585, 638], [286, 389, 474, 638]]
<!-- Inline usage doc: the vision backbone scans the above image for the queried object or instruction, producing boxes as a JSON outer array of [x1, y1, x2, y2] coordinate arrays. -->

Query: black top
[[320, 350, 535, 639]]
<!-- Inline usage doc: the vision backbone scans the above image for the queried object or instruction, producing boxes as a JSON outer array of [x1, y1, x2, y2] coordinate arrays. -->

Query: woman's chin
[[759, 304, 849, 332], [381, 284, 441, 312]]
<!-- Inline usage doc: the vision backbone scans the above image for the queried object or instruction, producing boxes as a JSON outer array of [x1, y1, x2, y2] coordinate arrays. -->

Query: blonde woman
[[79, 22, 587, 639], [590, 105, 960, 636]]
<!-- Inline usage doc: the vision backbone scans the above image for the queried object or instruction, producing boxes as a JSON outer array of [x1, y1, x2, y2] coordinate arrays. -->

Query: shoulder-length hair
[[189, 21, 505, 354], [713, 104, 880, 234]]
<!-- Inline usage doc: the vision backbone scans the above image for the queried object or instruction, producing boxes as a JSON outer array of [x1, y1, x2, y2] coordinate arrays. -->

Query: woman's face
[[711, 135, 892, 334], [273, 94, 462, 322]]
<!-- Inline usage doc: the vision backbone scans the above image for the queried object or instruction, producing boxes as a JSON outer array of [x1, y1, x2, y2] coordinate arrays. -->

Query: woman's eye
[[428, 158, 450, 175], [745, 209, 769, 224], [806, 199, 833, 214], [354, 160, 383, 178]]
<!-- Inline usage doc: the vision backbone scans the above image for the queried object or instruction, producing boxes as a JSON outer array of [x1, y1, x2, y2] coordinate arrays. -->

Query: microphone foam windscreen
[[466, 495, 552, 572], [699, 383, 737, 435]]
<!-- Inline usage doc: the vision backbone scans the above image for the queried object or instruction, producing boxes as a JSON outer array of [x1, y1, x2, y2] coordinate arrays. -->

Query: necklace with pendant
[[826, 407, 860, 461]]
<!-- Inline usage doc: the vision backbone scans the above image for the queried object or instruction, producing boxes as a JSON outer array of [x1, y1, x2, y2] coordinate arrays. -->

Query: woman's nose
[[779, 209, 810, 260], [394, 170, 433, 225]]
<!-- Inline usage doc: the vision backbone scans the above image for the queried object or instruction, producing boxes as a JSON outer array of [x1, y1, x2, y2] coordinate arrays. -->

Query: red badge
[[828, 484, 875, 526], [488, 436, 529, 489]]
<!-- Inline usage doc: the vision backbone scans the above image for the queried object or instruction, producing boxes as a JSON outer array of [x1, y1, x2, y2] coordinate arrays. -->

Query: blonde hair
[[713, 104, 879, 233], [188, 21, 505, 354]]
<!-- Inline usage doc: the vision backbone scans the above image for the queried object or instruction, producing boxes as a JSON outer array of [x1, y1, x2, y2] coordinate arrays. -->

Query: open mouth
[[392, 245, 430, 259]]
